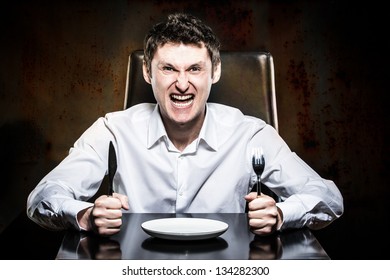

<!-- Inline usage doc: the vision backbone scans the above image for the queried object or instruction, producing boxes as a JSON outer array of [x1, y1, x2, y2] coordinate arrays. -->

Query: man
[[27, 13, 343, 237]]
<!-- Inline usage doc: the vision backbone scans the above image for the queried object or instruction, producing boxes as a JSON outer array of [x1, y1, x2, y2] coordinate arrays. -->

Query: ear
[[142, 61, 151, 84], [212, 62, 221, 84]]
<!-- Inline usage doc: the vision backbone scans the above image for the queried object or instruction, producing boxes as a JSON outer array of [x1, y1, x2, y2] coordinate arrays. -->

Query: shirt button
[[179, 192, 183, 196]]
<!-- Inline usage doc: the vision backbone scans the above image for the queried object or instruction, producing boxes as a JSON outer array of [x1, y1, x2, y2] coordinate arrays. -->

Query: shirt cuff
[[276, 200, 307, 230], [60, 200, 94, 231]]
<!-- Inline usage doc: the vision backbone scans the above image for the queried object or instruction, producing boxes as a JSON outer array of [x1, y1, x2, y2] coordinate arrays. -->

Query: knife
[[108, 141, 117, 196]]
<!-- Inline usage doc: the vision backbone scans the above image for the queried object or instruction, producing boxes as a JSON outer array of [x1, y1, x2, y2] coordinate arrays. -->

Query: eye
[[162, 66, 174, 72], [189, 66, 201, 72]]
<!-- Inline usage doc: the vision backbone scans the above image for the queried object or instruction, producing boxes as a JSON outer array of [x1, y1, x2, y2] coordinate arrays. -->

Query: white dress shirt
[[27, 103, 343, 231]]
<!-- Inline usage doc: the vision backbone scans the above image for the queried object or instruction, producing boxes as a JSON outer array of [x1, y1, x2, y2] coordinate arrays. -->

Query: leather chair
[[123, 50, 279, 201]]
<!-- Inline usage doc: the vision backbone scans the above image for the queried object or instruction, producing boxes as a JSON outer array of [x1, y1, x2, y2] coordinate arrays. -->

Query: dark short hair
[[143, 13, 221, 77]]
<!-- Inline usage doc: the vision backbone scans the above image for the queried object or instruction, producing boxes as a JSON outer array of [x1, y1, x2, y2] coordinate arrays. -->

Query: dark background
[[0, 0, 388, 259]]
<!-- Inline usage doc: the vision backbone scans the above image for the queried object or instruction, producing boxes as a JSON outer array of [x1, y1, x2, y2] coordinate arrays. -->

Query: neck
[[163, 114, 205, 152], [166, 120, 203, 152]]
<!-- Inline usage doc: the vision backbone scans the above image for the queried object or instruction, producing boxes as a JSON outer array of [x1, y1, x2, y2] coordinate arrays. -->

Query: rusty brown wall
[[0, 0, 388, 255]]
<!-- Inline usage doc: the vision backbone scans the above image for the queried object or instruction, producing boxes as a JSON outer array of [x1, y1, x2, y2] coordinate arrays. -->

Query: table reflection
[[56, 213, 329, 260]]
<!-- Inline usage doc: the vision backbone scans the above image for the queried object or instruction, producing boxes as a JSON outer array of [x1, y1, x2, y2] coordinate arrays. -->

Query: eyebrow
[[157, 60, 206, 69]]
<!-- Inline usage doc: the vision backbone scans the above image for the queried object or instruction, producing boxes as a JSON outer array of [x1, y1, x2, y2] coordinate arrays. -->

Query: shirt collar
[[147, 104, 218, 151], [147, 105, 166, 149], [198, 104, 218, 151]]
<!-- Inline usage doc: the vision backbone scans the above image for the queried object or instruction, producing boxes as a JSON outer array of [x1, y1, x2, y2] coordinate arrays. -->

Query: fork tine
[[252, 146, 265, 196], [252, 147, 263, 163]]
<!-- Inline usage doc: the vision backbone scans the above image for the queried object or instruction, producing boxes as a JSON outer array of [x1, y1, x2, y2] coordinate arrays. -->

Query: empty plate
[[141, 218, 229, 240]]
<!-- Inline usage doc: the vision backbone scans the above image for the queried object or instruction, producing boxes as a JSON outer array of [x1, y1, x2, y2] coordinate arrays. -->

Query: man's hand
[[244, 192, 283, 235], [77, 193, 129, 236]]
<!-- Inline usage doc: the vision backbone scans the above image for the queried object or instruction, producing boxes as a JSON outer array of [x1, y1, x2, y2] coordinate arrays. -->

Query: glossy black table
[[56, 213, 329, 260]]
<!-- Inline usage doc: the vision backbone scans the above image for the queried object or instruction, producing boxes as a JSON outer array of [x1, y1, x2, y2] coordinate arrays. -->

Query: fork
[[252, 147, 265, 197]]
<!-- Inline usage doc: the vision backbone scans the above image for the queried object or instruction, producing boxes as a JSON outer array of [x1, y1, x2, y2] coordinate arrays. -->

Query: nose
[[175, 72, 190, 92]]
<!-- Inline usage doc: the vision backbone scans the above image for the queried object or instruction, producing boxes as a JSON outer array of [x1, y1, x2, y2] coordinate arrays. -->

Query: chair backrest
[[124, 50, 278, 131]]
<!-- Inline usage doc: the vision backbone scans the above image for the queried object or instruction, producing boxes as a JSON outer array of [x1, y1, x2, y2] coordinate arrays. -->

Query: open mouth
[[170, 94, 194, 107]]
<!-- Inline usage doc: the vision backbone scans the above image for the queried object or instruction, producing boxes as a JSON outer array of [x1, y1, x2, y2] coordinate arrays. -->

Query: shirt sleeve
[[26, 117, 111, 231], [250, 124, 344, 231]]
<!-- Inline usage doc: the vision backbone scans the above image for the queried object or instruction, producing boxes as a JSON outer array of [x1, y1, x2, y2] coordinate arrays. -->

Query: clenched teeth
[[170, 94, 194, 101]]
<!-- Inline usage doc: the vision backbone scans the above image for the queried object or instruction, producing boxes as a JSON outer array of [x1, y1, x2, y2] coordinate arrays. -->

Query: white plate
[[141, 218, 229, 240]]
